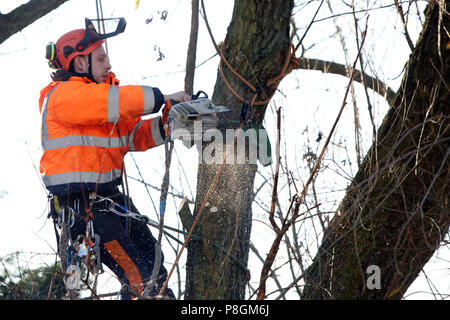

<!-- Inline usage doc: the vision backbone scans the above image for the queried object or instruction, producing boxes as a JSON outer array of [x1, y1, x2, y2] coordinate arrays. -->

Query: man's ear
[[73, 56, 88, 73]]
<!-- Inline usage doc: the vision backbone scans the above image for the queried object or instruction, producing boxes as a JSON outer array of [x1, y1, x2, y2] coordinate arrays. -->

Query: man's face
[[90, 46, 111, 83], [75, 45, 111, 83]]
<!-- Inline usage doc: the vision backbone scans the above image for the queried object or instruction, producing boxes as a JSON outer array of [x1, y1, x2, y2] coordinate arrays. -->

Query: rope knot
[[219, 41, 298, 108]]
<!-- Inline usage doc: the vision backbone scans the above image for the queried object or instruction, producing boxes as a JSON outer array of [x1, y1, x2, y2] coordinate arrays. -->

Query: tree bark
[[0, 0, 70, 45], [184, 0, 294, 299], [301, 2, 449, 300]]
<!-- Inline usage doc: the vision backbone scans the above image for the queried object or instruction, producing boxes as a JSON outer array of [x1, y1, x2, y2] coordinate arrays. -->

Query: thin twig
[[394, 0, 415, 50], [269, 107, 282, 233]]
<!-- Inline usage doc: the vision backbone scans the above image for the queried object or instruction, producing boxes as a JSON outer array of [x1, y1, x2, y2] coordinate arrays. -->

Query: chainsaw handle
[[192, 90, 208, 100], [161, 99, 177, 125], [161, 89, 208, 125]]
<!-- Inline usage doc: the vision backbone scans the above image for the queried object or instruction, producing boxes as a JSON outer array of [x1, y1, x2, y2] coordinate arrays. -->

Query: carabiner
[[58, 205, 75, 228]]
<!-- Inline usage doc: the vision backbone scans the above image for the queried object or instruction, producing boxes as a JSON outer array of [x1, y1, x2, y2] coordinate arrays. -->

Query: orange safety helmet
[[46, 18, 126, 71]]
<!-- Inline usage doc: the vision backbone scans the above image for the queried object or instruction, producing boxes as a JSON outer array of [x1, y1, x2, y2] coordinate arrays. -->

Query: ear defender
[[45, 42, 61, 69]]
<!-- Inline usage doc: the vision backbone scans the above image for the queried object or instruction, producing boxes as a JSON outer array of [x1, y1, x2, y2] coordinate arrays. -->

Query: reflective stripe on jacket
[[39, 74, 166, 195]]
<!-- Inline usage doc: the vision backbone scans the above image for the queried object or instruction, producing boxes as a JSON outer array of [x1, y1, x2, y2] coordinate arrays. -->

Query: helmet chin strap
[[88, 53, 94, 80]]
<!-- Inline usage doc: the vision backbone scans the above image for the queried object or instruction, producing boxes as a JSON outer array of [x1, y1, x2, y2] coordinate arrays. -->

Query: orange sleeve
[[127, 117, 166, 151], [50, 80, 164, 127]]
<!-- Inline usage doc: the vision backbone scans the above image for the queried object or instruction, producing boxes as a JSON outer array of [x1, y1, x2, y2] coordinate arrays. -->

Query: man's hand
[[163, 91, 191, 103], [161, 91, 191, 126]]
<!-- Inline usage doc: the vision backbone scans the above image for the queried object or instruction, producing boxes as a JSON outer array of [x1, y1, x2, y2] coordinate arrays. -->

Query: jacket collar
[[51, 69, 97, 83]]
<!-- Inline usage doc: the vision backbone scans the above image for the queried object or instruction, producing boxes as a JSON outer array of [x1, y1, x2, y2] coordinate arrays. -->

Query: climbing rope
[[218, 41, 298, 106], [143, 129, 174, 297]]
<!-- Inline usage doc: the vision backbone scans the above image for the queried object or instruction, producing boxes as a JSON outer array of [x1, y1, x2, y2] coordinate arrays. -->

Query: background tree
[[0, 252, 66, 300], [301, 2, 449, 299]]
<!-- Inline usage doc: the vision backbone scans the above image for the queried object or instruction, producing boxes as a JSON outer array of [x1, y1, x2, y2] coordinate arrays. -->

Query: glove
[[160, 91, 191, 126], [161, 99, 176, 126]]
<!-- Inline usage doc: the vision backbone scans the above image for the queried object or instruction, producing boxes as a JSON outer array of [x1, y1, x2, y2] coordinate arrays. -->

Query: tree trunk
[[301, 2, 449, 300], [184, 0, 294, 299]]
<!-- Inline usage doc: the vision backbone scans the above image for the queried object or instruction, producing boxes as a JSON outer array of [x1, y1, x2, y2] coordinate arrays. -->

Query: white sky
[[0, 0, 448, 299]]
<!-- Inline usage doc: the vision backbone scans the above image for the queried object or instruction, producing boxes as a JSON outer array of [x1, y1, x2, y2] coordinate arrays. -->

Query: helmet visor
[[86, 17, 127, 40], [75, 18, 126, 53]]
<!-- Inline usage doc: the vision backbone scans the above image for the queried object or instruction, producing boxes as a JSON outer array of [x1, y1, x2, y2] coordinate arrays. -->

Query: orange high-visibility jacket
[[39, 74, 166, 195]]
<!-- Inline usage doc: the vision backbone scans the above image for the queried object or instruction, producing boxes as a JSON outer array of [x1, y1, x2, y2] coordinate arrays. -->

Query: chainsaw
[[163, 91, 230, 141], [162, 91, 272, 166]]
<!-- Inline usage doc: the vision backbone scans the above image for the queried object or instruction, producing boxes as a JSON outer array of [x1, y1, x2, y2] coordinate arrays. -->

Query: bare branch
[[184, 0, 200, 96], [394, 0, 415, 51], [296, 56, 397, 106], [0, 0, 70, 45]]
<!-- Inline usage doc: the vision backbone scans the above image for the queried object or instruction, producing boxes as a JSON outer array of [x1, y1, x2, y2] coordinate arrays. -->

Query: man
[[39, 19, 189, 299]]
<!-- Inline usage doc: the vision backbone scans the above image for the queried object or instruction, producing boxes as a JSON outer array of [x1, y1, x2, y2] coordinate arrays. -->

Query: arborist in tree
[[39, 18, 190, 299]]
